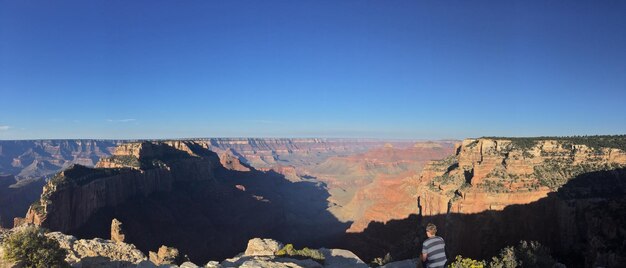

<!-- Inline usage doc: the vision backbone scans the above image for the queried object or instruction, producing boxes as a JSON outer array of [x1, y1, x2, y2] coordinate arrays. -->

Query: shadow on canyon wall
[[70, 145, 352, 264], [343, 168, 626, 268], [0, 176, 45, 228]]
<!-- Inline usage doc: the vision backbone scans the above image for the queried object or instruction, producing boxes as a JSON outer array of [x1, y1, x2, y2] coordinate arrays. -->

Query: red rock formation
[[416, 138, 626, 216]]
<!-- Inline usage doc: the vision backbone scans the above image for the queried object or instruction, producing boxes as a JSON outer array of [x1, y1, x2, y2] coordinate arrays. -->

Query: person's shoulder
[[423, 236, 439, 246]]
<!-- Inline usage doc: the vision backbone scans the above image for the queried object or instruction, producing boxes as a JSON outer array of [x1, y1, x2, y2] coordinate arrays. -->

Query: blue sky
[[1, 1, 625, 140]]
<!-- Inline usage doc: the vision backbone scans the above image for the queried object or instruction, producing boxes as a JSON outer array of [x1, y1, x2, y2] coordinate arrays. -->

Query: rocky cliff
[[415, 137, 626, 216], [19, 141, 219, 233]]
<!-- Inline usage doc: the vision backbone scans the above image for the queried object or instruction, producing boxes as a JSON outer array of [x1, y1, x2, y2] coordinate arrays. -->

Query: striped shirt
[[422, 236, 447, 268]]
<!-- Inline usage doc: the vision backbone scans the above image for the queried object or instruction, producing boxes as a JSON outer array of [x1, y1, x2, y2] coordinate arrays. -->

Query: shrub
[[1, 226, 69, 268], [489, 246, 518, 268], [276, 243, 325, 264], [489, 241, 555, 268], [449, 255, 486, 268]]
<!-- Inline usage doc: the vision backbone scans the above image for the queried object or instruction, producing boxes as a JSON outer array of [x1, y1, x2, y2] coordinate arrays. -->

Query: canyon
[[3, 136, 626, 267], [0, 138, 444, 229], [10, 139, 454, 264]]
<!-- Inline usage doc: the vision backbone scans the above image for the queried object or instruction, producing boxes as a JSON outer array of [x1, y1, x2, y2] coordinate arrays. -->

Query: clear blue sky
[[1, 1, 625, 140]]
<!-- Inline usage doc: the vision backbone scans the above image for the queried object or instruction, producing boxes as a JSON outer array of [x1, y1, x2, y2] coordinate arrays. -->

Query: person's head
[[425, 223, 437, 237]]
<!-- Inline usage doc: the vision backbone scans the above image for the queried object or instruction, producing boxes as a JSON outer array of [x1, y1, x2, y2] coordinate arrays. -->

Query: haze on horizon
[[1, 1, 625, 140]]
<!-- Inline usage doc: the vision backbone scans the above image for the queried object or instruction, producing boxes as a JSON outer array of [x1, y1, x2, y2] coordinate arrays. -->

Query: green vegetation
[[433, 172, 461, 186], [489, 241, 556, 268], [49, 165, 129, 187], [275, 244, 325, 264], [30, 200, 45, 214], [481, 135, 626, 152], [533, 161, 624, 189], [466, 140, 480, 149], [485, 167, 520, 182], [449, 255, 486, 268], [109, 155, 141, 168], [481, 180, 508, 193], [1, 226, 69, 268], [450, 241, 556, 268], [432, 155, 459, 168]]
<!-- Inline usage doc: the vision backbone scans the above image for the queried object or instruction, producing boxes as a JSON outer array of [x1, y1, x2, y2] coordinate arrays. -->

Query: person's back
[[420, 223, 447, 268]]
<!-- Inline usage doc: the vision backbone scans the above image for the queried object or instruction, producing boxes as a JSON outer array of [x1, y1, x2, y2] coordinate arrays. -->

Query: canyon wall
[[19, 141, 219, 233], [416, 138, 626, 216], [346, 137, 626, 267]]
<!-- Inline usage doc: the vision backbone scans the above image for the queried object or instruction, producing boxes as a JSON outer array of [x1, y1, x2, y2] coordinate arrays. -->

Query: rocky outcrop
[[149, 245, 183, 266], [415, 138, 626, 216], [46, 231, 147, 266], [18, 141, 220, 233], [243, 238, 283, 256], [111, 218, 125, 243], [219, 149, 251, 172], [1, 228, 369, 268], [221, 238, 367, 268]]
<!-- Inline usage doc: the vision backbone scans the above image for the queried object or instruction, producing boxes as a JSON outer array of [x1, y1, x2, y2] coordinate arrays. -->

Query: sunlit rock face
[[415, 138, 626, 216]]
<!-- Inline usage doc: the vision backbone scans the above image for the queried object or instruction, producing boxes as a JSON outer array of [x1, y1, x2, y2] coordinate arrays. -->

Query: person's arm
[[420, 252, 427, 262]]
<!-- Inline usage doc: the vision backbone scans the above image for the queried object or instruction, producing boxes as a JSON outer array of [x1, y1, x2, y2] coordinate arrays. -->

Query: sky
[[1, 0, 625, 140]]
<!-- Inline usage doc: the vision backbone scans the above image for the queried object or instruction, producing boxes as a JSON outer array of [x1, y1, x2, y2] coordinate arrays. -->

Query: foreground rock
[[149, 245, 183, 266], [221, 238, 367, 268], [1, 231, 370, 268], [46, 231, 147, 266]]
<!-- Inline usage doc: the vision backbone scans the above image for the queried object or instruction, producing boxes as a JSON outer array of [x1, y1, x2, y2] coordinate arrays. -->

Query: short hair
[[426, 223, 437, 234]]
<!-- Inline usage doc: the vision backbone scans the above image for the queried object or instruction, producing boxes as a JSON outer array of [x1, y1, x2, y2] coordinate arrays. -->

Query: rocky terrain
[[0, 225, 376, 268], [345, 136, 626, 267]]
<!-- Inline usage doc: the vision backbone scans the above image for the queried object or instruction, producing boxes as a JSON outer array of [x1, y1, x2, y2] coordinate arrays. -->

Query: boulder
[[243, 238, 283, 256], [149, 245, 183, 266]]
